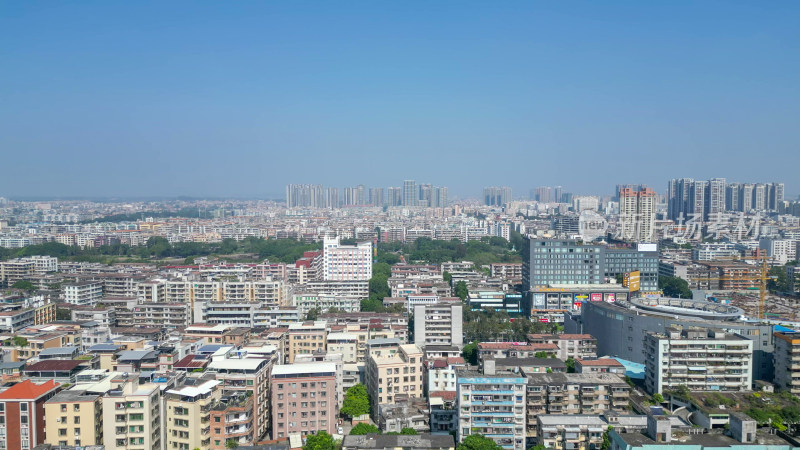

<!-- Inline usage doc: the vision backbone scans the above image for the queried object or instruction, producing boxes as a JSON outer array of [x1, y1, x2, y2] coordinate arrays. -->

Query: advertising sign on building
[[623, 270, 641, 292]]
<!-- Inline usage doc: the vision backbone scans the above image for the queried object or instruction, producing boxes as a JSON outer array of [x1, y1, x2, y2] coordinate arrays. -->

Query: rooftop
[[342, 433, 454, 449], [24, 360, 83, 372], [0, 379, 59, 399]]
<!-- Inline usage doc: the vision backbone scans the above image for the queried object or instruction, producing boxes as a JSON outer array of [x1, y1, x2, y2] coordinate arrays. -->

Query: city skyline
[[2, 2, 799, 198]]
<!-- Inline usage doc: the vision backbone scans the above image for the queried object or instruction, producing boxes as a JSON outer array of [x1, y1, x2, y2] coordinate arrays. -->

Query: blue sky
[[1, 1, 798, 199]]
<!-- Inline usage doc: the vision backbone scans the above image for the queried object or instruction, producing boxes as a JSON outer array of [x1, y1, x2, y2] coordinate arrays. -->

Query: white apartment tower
[[323, 236, 373, 281]]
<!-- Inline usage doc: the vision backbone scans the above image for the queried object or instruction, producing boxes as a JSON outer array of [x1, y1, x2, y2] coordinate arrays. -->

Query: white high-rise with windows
[[323, 236, 373, 281]]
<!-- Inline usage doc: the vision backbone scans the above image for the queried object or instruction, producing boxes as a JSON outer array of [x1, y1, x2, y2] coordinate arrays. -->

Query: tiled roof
[[0, 379, 59, 399], [23, 360, 83, 372]]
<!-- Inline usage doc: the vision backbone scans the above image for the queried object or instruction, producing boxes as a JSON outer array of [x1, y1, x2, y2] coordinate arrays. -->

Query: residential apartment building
[[456, 369, 526, 450], [291, 293, 361, 315], [644, 327, 753, 395], [287, 321, 328, 363], [206, 353, 272, 441], [209, 391, 254, 450], [271, 363, 338, 439], [62, 282, 103, 306], [413, 302, 463, 349], [773, 331, 800, 394], [524, 372, 630, 443], [618, 187, 657, 243], [130, 303, 191, 329], [164, 379, 221, 450], [0, 380, 61, 450], [365, 344, 424, 419], [526, 334, 597, 360], [44, 390, 103, 447], [323, 237, 373, 281], [101, 376, 163, 450]]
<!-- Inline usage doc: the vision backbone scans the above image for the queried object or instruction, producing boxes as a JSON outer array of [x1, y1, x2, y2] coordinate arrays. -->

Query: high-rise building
[[483, 186, 512, 206], [286, 184, 324, 208], [618, 187, 657, 242], [403, 180, 417, 207], [323, 236, 373, 281], [388, 187, 402, 207], [769, 182, 785, 211], [430, 186, 448, 208], [325, 187, 340, 208], [667, 178, 694, 220], [554, 186, 563, 203], [725, 183, 740, 211], [753, 183, 767, 211], [706, 178, 726, 218], [535, 186, 553, 203], [369, 187, 384, 206], [690, 180, 707, 219]]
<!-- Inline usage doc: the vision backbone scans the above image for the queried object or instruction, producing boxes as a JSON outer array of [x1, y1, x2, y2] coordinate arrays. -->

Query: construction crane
[[686, 255, 776, 319]]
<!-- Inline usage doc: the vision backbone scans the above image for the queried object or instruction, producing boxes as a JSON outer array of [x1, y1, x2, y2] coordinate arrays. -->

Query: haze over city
[[2, 1, 799, 199]]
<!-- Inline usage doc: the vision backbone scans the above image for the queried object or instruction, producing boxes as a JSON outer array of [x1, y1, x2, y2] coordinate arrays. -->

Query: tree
[[400, 428, 418, 435], [225, 440, 239, 449], [341, 384, 370, 418], [305, 307, 321, 321], [11, 280, 35, 291], [565, 357, 576, 373], [658, 276, 692, 299], [454, 281, 469, 301], [457, 434, 502, 450], [443, 271, 452, 284], [462, 342, 479, 365], [349, 423, 380, 435], [303, 431, 337, 450], [769, 266, 791, 293], [601, 426, 614, 450], [652, 393, 664, 403]]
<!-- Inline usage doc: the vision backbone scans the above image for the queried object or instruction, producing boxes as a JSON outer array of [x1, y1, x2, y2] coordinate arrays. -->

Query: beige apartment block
[[44, 390, 103, 447]]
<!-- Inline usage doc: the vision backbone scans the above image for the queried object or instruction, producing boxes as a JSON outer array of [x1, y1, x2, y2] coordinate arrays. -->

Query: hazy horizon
[[2, 1, 798, 199]]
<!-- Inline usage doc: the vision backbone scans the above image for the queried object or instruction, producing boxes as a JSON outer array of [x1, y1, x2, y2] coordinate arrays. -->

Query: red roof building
[[0, 380, 61, 450]]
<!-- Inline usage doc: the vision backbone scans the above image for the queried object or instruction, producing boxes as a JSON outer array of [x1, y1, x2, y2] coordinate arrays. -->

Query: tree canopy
[[457, 434, 503, 450], [658, 276, 693, 299], [11, 280, 35, 291], [303, 431, 337, 450], [341, 384, 370, 418], [0, 236, 322, 264], [349, 423, 380, 435]]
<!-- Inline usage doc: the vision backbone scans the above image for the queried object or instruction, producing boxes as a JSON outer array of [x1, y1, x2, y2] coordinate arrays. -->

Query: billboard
[[591, 293, 602, 302], [604, 293, 616, 302], [533, 293, 546, 307], [623, 270, 641, 292]]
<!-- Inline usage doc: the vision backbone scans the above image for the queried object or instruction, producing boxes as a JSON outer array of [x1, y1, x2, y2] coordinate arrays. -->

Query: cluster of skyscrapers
[[530, 186, 571, 203], [286, 181, 448, 208], [482, 186, 513, 206], [667, 178, 785, 220]]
